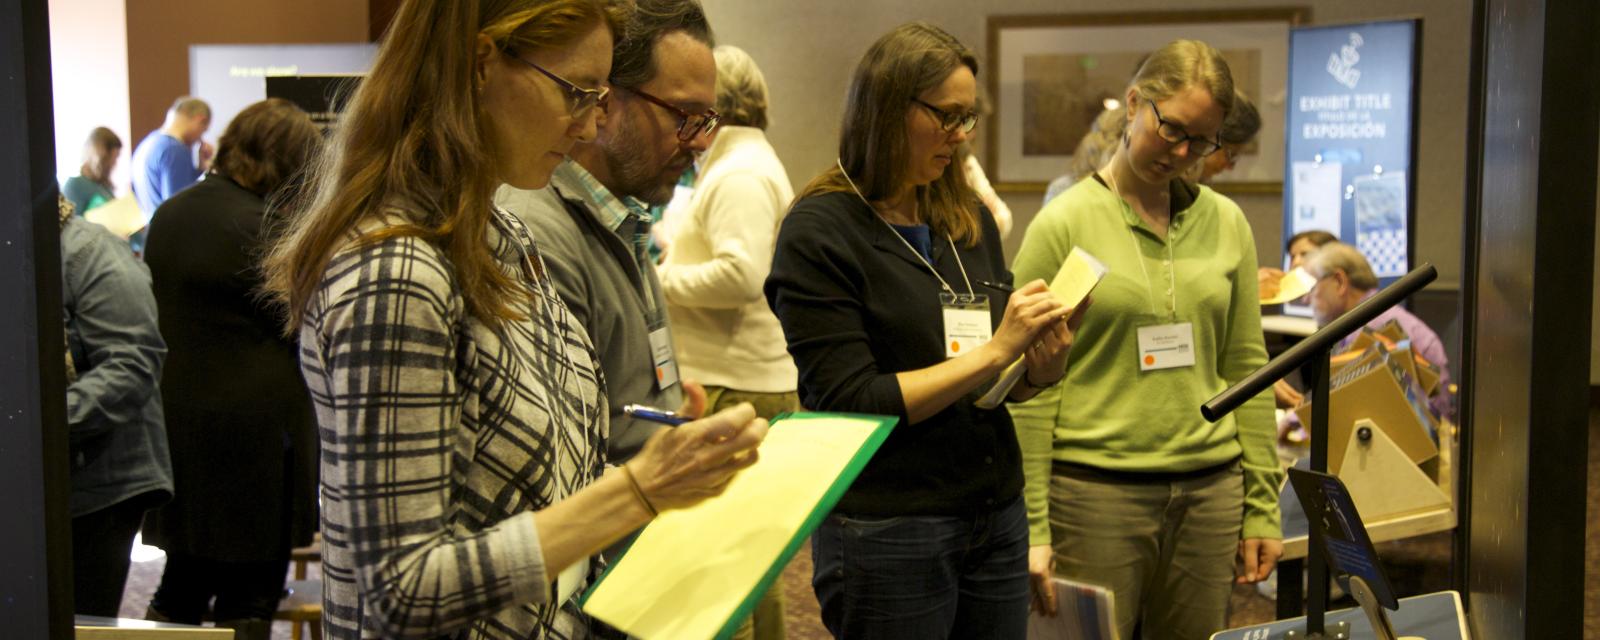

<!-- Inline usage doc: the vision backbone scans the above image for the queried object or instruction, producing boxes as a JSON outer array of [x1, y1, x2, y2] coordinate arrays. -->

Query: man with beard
[[496, 0, 718, 464]]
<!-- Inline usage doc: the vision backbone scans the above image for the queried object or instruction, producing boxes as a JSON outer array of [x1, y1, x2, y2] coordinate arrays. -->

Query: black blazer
[[141, 175, 318, 560], [765, 191, 1022, 517]]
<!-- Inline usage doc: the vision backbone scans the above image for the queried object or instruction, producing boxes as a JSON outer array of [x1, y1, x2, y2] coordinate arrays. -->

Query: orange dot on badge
[[656, 367, 663, 379], [1143, 355, 1156, 366], [951, 341, 961, 352]]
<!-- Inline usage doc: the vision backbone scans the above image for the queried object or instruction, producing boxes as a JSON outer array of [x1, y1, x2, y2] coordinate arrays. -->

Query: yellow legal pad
[[581, 412, 897, 640]]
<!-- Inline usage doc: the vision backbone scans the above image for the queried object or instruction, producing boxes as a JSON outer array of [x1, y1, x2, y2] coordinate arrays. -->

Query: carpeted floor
[[120, 403, 1600, 639]]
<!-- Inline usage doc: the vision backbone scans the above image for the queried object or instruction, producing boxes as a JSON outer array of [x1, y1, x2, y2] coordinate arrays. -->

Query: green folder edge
[[577, 411, 900, 640]]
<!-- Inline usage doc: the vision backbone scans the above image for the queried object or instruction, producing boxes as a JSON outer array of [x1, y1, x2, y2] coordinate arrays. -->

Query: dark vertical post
[[1305, 349, 1331, 634], [1453, 0, 1488, 602], [0, 0, 73, 637], [1464, 0, 1598, 637]]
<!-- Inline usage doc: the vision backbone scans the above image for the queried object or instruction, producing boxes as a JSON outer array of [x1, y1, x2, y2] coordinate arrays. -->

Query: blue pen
[[623, 403, 690, 426]]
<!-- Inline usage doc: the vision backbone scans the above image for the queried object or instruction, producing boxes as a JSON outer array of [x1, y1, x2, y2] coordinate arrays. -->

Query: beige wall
[[49, 0, 131, 193], [701, 0, 1470, 288], [124, 1, 368, 142]]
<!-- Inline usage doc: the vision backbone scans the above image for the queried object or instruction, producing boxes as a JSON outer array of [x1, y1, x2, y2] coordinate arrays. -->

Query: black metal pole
[[1201, 263, 1437, 423], [1306, 348, 1332, 634]]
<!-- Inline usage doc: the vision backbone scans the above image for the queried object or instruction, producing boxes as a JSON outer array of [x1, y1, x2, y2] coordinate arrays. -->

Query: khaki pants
[[706, 386, 797, 640], [1047, 463, 1243, 640]]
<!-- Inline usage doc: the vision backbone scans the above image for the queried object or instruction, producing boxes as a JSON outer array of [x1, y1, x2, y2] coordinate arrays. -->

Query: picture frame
[[984, 8, 1310, 195]]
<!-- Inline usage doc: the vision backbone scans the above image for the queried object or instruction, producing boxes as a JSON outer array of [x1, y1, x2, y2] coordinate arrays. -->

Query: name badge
[[649, 326, 679, 390], [555, 558, 587, 605], [1137, 322, 1196, 371], [941, 293, 992, 358]]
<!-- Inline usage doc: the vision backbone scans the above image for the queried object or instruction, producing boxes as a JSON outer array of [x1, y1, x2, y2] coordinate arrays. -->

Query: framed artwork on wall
[[985, 8, 1309, 194]]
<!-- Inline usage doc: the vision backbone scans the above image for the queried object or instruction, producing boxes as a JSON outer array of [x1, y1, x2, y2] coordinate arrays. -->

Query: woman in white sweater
[[657, 44, 795, 640], [660, 45, 799, 419]]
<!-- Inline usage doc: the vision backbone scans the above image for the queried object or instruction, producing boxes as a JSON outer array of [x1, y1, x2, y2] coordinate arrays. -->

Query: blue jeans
[[811, 496, 1029, 639]]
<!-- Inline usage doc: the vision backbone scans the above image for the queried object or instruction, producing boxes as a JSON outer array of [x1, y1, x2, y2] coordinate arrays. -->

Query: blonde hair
[[1068, 106, 1125, 183], [1306, 242, 1379, 291], [799, 22, 983, 247], [713, 45, 769, 130], [263, 0, 624, 334], [1130, 39, 1235, 117]]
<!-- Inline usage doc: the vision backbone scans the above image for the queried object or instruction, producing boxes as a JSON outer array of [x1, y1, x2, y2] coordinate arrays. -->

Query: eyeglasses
[[912, 98, 979, 134], [1147, 100, 1222, 157], [621, 85, 721, 142], [508, 51, 610, 118]]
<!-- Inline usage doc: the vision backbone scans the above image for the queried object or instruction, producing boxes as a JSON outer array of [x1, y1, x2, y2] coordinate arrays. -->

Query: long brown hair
[[262, 0, 623, 334], [799, 22, 983, 247], [213, 99, 322, 198], [80, 127, 121, 189]]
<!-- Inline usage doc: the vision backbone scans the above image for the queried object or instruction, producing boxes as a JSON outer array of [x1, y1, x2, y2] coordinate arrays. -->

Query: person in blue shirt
[[130, 97, 213, 252]]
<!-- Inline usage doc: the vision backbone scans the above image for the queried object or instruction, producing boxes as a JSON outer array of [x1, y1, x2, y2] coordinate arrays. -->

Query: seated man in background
[[1305, 242, 1454, 421]]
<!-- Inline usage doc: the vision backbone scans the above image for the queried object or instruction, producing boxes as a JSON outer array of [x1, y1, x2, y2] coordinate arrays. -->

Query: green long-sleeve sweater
[[1010, 176, 1282, 545]]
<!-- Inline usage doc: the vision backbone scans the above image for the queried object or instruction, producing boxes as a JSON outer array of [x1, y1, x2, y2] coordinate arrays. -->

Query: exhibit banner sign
[[1283, 19, 1420, 296]]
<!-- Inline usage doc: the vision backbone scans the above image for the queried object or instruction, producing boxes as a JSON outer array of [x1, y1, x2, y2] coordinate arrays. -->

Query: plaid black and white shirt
[[300, 208, 606, 639]]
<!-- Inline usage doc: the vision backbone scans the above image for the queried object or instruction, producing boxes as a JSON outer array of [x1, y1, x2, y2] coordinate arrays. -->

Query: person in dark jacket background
[[61, 192, 175, 617], [140, 98, 322, 640]]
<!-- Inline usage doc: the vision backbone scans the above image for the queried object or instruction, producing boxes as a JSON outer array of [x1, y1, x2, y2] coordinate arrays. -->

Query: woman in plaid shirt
[[263, 1, 768, 638]]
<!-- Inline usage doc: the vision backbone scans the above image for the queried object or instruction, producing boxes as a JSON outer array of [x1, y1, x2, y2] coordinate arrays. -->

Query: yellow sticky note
[[1049, 247, 1108, 310], [582, 413, 894, 640]]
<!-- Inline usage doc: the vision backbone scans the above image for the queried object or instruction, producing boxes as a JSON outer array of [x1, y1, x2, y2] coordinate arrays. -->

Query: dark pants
[[72, 498, 150, 616], [811, 496, 1030, 639], [148, 552, 289, 624]]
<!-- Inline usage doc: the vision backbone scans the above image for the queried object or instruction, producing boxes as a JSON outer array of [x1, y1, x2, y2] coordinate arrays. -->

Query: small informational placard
[[1282, 20, 1419, 315], [1286, 467, 1399, 609]]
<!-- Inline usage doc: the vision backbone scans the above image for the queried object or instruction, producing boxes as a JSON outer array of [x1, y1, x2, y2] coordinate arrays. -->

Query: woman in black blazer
[[765, 22, 1082, 640], [140, 99, 322, 640]]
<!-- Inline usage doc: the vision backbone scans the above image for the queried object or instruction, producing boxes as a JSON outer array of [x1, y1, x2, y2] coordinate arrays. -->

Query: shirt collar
[[549, 158, 652, 233]]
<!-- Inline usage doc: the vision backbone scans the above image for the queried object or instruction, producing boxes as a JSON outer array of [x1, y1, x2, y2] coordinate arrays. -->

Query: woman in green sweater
[[1010, 39, 1282, 639]]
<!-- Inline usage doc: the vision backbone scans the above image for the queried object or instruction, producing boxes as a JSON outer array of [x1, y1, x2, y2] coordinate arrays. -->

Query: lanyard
[[1104, 172, 1179, 318], [837, 159, 975, 299], [493, 207, 595, 500]]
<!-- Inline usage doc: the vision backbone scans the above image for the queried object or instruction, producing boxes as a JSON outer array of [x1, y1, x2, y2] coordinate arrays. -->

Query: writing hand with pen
[[619, 382, 767, 515]]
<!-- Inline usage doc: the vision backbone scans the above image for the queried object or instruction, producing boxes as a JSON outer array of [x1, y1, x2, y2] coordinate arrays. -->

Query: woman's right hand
[[1029, 544, 1058, 615], [1258, 267, 1284, 300], [626, 402, 769, 512], [986, 279, 1071, 364]]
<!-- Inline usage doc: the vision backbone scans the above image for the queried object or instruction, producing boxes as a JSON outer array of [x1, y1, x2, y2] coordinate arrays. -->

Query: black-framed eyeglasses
[[508, 51, 609, 119], [1147, 100, 1222, 157], [912, 98, 979, 134], [620, 85, 720, 142]]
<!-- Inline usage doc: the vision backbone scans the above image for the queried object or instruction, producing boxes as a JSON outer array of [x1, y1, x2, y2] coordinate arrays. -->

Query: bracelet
[[1022, 369, 1063, 391], [621, 463, 658, 517]]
